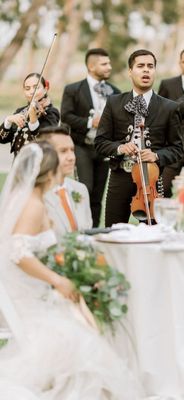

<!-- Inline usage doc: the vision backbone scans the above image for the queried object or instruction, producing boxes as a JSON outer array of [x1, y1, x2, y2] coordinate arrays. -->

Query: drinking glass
[[153, 198, 180, 229]]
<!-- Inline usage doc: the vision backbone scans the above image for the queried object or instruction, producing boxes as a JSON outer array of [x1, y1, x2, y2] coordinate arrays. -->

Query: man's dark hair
[[38, 123, 71, 137], [85, 48, 109, 65], [128, 49, 157, 69]]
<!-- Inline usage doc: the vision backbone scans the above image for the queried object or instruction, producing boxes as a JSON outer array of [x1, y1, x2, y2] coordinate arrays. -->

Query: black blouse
[[0, 103, 60, 155]]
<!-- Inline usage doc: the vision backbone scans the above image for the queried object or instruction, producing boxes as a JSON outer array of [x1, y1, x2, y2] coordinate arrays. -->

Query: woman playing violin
[[0, 73, 60, 156]]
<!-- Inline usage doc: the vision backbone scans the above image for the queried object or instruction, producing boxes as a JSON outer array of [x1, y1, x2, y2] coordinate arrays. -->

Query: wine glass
[[153, 198, 180, 230]]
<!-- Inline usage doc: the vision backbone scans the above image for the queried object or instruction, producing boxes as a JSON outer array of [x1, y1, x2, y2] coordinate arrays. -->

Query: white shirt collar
[[181, 75, 184, 90], [87, 74, 106, 114], [54, 181, 67, 193], [133, 89, 153, 107], [87, 74, 101, 89]]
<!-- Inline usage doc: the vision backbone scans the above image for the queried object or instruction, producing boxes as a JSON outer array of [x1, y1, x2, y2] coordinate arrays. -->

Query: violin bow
[[136, 123, 152, 226], [21, 33, 58, 123], [136, 150, 152, 225]]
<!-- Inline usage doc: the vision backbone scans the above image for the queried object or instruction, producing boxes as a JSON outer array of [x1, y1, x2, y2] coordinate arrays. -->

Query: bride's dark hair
[[35, 141, 59, 185]]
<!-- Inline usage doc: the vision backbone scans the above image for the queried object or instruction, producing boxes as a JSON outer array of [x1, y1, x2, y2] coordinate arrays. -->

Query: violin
[[32, 92, 49, 117], [18, 93, 48, 128], [130, 123, 160, 225], [20, 33, 57, 126]]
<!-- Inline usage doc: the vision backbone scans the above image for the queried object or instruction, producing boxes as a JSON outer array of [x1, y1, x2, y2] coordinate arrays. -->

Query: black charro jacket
[[95, 91, 183, 170]]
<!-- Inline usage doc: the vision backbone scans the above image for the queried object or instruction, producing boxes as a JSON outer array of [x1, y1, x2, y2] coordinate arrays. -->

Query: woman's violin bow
[[20, 33, 57, 125]]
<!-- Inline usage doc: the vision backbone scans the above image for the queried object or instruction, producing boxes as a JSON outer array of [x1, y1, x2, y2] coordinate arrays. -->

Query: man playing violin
[[95, 49, 183, 226], [0, 73, 59, 156]]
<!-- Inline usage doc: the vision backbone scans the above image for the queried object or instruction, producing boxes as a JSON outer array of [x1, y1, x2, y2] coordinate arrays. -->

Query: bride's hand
[[54, 275, 79, 303]]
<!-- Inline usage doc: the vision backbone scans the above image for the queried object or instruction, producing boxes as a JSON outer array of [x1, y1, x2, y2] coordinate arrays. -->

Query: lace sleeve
[[10, 234, 34, 263]]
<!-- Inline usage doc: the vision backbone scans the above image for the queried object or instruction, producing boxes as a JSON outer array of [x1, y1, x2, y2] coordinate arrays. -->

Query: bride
[[0, 141, 140, 400]]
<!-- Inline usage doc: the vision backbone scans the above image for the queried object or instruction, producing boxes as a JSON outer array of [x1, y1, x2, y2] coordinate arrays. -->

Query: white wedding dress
[[0, 229, 140, 400]]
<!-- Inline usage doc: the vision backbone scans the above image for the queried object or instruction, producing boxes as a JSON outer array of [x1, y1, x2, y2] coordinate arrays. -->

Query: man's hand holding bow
[[118, 142, 139, 157]]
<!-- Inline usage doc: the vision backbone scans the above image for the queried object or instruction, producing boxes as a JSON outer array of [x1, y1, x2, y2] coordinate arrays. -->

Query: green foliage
[[162, 0, 179, 24], [0, 0, 21, 22], [41, 233, 130, 332], [0, 339, 8, 348], [79, 0, 132, 73]]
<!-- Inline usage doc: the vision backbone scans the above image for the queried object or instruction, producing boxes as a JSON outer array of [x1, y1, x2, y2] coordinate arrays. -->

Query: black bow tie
[[94, 81, 114, 97], [124, 95, 148, 127]]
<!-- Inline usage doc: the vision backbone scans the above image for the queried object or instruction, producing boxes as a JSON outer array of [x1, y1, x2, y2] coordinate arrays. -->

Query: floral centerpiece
[[41, 233, 130, 332]]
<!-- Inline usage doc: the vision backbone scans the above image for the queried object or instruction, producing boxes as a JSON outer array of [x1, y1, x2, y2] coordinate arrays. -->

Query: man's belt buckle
[[120, 157, 135, 173]]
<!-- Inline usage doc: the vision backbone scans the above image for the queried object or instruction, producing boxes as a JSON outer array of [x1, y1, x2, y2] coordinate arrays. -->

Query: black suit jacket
[[95, 91, 183, 169], [60, 78, 121, 145], [0, 103, 60, 154], [158, 75, 184, 100]]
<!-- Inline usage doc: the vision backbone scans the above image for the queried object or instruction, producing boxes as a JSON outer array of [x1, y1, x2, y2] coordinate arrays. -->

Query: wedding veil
[[0, 143, 43, 240], [0, 143, 43, 346]]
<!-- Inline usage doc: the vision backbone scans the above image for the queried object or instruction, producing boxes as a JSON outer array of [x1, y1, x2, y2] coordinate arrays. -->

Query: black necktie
[[124, 95, 148, 127], [94, 81, 114, 97]]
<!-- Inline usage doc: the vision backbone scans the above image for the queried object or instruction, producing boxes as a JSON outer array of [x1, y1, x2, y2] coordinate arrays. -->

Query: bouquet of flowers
[[41, 233, 130, 331]]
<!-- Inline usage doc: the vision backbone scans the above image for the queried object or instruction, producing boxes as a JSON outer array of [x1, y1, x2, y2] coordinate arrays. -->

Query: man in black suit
[[60, 48, 120, 227], [158, 49, 184, 196], [95, 49, 183, 226], [158, 49, 184, 100]]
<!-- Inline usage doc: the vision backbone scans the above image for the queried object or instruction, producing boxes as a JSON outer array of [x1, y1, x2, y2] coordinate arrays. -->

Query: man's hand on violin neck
[[140, 148, 158, 162]]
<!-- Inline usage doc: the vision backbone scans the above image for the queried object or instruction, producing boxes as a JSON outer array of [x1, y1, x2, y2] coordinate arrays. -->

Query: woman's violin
[[21, 33, 57, 126], [32, 92, 49, 117], [19, 92, 48, 125], [131, 123, 160, 225]]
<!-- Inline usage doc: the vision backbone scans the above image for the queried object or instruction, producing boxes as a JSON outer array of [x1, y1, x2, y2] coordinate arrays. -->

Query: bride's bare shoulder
[[13, 192, 45, 235]]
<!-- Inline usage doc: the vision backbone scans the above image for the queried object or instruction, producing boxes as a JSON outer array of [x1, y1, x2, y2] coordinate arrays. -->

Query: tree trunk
[[0, 0, 46, 79], [51, 0, 88, 91]]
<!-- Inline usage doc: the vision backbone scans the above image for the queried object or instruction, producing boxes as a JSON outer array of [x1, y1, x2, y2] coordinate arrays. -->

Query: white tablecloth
[[95, 239, 184, 398]]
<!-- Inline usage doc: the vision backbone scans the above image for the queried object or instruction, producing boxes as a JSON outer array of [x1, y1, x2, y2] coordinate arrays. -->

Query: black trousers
[[105, 169, 137, 227], [75, 144, 109, 227]]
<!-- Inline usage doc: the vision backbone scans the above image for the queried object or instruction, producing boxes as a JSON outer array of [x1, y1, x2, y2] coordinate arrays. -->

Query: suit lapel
[[176, 76, 184, 98], [81, 79, 93, 109], [46, 191, 72, 232], [64, 179, 80, 228], [146, 92, 159, 126], [122, 91, 135, 125], [65, 178, 86, 230]]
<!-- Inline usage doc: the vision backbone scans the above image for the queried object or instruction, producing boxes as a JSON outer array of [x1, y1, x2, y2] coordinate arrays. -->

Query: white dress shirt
[[87, 74, 106, 118], [181, 75, 184, 91]]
